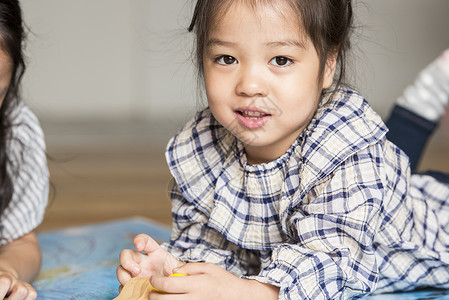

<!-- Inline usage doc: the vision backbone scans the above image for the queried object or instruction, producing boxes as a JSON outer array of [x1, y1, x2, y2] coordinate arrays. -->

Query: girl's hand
[[0, 268, 37, 300], [148, 262, 279, 300], [116, 234, 184, 288]]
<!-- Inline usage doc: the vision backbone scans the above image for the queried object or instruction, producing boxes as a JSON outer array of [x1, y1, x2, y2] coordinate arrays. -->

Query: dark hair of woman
[[0, 0, 26, 215]]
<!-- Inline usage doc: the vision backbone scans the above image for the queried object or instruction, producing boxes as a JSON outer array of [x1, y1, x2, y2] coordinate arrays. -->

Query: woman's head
[[188, 0, 353, 90]]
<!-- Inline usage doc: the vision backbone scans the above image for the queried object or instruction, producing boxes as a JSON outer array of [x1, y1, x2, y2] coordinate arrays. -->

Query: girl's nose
[[235, 66, 268, 98]]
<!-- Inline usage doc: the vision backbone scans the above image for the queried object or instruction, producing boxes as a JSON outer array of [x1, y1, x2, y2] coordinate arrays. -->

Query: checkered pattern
[[0, 102, 49, 246], [163, 87, 449, 299]]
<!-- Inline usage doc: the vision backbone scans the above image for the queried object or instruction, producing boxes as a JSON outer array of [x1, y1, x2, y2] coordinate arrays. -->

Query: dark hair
[[0, 0, 26, 215], [188, 0, 353, 90]]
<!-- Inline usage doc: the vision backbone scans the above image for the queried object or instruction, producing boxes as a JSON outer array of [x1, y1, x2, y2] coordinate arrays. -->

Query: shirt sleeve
[[161, 180, 261, 277], [248, 146, 385, 299], [0, 104, 49, 246]]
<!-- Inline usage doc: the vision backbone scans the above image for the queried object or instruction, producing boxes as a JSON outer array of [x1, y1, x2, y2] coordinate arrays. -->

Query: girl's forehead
[[215, 0, 300, 24], [208, 0, 306, 41]]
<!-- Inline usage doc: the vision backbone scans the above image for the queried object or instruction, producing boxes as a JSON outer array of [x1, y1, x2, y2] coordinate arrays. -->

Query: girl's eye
[[216, 55, 237, 65], [270, 56, 293, 67]]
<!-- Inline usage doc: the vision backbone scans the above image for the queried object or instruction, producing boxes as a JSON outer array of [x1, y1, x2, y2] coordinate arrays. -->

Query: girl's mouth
[[235, 109, 271, 129]]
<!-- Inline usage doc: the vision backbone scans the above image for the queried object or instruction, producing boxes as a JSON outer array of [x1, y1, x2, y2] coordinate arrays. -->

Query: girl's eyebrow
[[206, 38, 236, 48], [265, 40, 306, 49], [205, 38, 306, 49]]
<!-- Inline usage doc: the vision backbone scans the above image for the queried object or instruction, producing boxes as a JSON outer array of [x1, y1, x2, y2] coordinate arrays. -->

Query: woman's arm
[[0, 232, 41, 282], [0, 232, 41, 299]]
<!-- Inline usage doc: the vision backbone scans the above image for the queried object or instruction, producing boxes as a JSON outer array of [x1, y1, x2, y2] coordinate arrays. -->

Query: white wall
[[20, 0, 449, 123], [354, 0, 449, 117], [21, 0, 196, 123]]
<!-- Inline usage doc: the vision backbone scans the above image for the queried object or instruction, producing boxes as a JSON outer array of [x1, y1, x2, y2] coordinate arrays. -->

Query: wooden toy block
[[113, 277, 152, 300], [114, 273, 186, 299]]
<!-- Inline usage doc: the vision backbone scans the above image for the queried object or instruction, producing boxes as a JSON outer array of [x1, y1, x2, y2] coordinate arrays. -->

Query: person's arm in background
[[0, 232, 41, 299]]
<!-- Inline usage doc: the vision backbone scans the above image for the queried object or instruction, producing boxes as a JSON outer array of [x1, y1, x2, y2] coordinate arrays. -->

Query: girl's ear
[[321, 52, 338, 89]]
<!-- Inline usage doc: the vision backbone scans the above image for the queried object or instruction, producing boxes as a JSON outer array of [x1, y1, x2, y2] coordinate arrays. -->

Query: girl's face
[[203, 1, 336, 164], [0, 48, 12, 107]]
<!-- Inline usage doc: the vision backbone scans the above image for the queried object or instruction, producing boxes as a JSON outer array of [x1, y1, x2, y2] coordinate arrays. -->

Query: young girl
[[0, 1, 49, 299], [117, 0, 449, 299]]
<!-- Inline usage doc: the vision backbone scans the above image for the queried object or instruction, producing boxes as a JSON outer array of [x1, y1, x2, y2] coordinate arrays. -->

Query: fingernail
[[135, 241, 143, 250], [133, 265, 141, 275]]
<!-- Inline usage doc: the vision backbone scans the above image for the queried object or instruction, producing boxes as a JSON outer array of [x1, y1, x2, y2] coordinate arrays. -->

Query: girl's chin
[[237, 134, 270, 148]]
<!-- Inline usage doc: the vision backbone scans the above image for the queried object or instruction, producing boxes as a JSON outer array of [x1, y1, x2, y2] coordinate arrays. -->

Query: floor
[[36, 120, 178, 232], [38, 146, 173, 232], [36, 119, 449, 233]]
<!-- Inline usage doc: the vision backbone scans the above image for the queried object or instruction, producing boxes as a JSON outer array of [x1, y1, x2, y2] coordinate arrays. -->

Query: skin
[[0, 49, 41, 300], [118, 1, 337, 298], [117, 234, 279, 300], [204, 1, 336, 164], [0, 233, 41, 300], [117, 234, 184, 284], [0, 47, 12, 105]]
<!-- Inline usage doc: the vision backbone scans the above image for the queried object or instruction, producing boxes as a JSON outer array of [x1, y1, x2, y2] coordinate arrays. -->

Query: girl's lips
[[235, 109, 271, 129]]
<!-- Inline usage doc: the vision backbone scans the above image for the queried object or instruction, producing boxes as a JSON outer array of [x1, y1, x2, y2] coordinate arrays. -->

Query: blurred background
[[19, 0, 449, 231]]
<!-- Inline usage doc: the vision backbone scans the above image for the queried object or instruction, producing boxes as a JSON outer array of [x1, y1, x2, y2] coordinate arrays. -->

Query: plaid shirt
[[163, 87, 449, 299]]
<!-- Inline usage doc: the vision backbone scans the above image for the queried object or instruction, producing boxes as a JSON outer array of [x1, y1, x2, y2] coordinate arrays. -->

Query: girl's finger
[[118, 249, 142, 276], [174, 262, 209, 276], [116, 265, 133, 286], [133, 234, 160, 254], [150, 274, 190, 295]]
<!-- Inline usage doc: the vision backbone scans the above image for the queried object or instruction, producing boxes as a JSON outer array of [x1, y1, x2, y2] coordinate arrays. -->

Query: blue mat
[[34, 217, 170, 299], [33, 217, 449, 299]]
